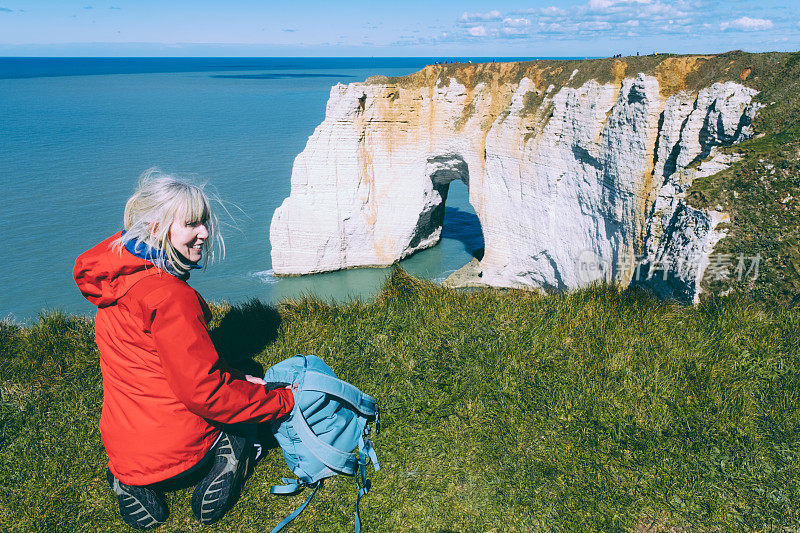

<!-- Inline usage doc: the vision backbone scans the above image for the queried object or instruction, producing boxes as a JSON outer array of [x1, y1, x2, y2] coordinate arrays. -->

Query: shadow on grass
[[210, 300, 284, 451], [211, 299, 282, 377]]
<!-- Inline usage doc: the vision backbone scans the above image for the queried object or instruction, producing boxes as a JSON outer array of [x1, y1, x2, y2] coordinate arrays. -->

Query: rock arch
[[408, 154, 472, 251]]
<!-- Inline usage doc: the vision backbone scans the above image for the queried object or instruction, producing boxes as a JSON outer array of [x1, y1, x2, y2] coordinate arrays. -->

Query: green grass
[[1, 269, 799, 532]]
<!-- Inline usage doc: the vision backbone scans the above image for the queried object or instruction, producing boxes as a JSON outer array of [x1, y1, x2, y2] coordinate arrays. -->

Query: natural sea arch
[[409, 153, 485, 273]]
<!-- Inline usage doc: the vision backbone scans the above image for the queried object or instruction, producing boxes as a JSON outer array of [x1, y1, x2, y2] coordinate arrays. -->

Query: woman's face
[[169, 217, 209, 263]]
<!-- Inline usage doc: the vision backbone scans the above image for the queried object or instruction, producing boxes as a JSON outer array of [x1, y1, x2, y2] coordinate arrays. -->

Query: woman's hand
[[246, 375, 294, 391], [245, 374, 266, 386]]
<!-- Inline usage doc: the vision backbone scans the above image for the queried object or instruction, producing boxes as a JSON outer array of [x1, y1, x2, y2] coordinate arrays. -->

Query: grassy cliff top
[[372, 51, 793, 97], [2, 269, 798, 531]]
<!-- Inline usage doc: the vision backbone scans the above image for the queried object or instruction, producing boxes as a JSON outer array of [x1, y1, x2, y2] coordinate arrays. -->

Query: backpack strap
[[359, 434, 379, 471], [269, 478, 308, 496], [301, 371, 378, 418], [268, 480, 322, 533], [354, 435, 379, 533]]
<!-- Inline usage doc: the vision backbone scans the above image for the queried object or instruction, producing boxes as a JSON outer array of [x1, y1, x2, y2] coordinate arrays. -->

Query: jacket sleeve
[[150, 287, 294, 424]]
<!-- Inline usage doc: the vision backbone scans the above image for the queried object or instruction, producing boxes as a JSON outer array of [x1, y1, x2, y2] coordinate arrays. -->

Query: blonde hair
[[113, 168, 225, 274]]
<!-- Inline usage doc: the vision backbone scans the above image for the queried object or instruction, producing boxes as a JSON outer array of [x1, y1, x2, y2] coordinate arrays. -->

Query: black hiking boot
[[190, 431, 254, 524], [106, 470, 168, 530]]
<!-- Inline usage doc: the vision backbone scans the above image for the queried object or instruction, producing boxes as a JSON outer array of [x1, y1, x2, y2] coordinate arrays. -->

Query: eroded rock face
[[634, 83, 760, 302], [270, 62, 761, 303]]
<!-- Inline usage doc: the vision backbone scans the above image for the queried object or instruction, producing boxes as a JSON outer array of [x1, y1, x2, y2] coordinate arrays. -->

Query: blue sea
[[0, 57, 535, 323]]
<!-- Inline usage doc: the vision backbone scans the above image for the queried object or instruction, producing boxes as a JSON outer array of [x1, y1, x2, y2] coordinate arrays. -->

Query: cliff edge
[[270, 52, 798, 303]]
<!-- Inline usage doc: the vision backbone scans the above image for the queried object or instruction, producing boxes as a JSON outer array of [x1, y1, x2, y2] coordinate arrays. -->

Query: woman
[[74, 169, 293, 529]]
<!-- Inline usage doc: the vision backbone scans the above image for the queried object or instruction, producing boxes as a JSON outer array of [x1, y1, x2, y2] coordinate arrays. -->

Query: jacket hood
[[74, 232, 170, 307]]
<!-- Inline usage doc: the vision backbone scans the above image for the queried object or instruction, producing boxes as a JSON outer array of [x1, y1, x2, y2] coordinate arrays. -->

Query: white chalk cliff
[[270, 58, 762, 303]]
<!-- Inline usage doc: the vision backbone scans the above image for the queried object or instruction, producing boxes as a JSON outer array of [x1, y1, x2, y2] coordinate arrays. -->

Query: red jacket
[[74, 232, 294, 485]]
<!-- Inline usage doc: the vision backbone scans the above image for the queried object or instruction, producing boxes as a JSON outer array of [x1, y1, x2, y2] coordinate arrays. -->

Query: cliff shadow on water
[[442, 205, 484, 260]]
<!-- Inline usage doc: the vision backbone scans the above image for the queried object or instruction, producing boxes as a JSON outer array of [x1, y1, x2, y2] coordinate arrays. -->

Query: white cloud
[[501, 27, 528, 36], [588, 0, 651, 11], [503, 17, 530, 28], [642, 3, 673, 17], [539, 6, 568, 17], [460, 10, 502, 23], [537, 21, 562, 33], [440, 0, 770, 46], [467, 25, 487, 37], [720, 17, 774, 31], [580, 21, 612, 30], [501, 18, 531, 36], [500, 17, 531, 37]]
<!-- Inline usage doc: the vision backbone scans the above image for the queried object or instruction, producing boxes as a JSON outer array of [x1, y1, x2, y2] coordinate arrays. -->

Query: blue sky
[[0, 0, 798, 56]]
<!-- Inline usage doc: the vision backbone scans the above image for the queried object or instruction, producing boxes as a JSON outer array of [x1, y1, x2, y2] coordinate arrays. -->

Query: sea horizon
[[0, 55, 583, 79]]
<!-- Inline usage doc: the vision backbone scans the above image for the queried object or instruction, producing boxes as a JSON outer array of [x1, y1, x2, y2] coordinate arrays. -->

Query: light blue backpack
[[263, 354, 380, 533]]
